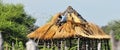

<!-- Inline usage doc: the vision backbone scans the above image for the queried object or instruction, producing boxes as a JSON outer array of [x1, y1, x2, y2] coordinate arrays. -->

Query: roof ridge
[[62, 6, 87, 22]]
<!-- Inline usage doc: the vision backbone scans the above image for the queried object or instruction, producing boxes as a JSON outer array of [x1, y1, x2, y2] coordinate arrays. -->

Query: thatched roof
[[27, 6, 110, 40]]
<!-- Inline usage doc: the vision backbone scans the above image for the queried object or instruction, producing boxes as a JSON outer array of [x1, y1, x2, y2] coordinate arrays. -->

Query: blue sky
[[3, 0, 120, 26]]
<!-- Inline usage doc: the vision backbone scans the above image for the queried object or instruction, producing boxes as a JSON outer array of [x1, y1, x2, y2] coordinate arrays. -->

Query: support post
[[64, 39, 68, 50], [77, 38, 80, 50], [86, 38, 88, 50], [88, 39, 90, 50], [104, 40, 107, 50], [106, 40, 110, 50], [60, 40, 63, 50], [82, 38, 86, 50], [47, 41, 50, 49], [91, 39, 94, 50], [101, 40, 103, 50], [97, 40, 101, 50], [51, 40, 54, 50], [95, 39, 98, 50], [80, 38, 83, 50], [93, 39, 96, 50], [43, 40, 46, 49], [56, 40, 60, 50]]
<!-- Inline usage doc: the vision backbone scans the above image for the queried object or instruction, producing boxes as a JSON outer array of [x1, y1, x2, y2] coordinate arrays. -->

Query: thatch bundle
[[27, 6, 110, 40]]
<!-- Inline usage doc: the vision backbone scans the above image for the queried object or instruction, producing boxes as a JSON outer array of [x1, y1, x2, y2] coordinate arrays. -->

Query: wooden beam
[[64, 39, 68, 50], [77, 38, 80, 50], [37, 39, 40, 45], [95, 39, 98, 50], [92, 39, 96, 50], [43, 40, 46, 49], [85, 38, 88, 50], [97, 40, 101, 50], [83, 38, 86, 50], [88, 39, 91, 50], [47, 40, 50, 49], [51, 40, 54, 50], [104, 40, 107, 50], [56, 40, 60, 50], [91, 39, 94, 50], [60, 39, 63, 50], [106, 40, 110, 50], [80, 38, 83, 50]]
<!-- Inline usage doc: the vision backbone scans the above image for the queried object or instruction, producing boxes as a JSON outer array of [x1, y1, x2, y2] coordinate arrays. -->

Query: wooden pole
[[47, 41, 50, 49], [80, 38, 83, 50], [51, 40, 54, 50], [106, 40, 110, 50], [104, 40, 107, 50], [85, 38, 88, 50], [56, 40, 60, 50], [101, 40, 103, 50], [91, 39, 94, 50], [97, 40, 101, 50], [92, 39, 96, 50], [64, 39, 68, 50], [43, 40, 46, 49], [89, 39, 93, 50], [60, 40, 63, 50], [88, 39, 90, 50], [83, 38, 86, 50], [0, 31, 3, 50], [95, 39, 98, 50], [77, 38, 80, 50]]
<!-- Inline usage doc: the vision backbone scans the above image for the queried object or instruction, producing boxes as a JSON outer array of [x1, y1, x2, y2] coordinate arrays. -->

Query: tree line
[[0, 1, 37, 48]]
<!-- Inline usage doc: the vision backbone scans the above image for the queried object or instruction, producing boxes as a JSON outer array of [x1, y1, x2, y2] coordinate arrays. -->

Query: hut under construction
[[27, 6, 110, 50]]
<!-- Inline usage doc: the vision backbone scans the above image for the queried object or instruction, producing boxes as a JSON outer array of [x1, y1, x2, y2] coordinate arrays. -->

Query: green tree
[[0, 1, 36, 44], [102, 20, 120, 40]]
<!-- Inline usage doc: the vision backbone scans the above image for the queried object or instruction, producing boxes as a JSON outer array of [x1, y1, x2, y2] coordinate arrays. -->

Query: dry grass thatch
[[27, 6, 110, 40]]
